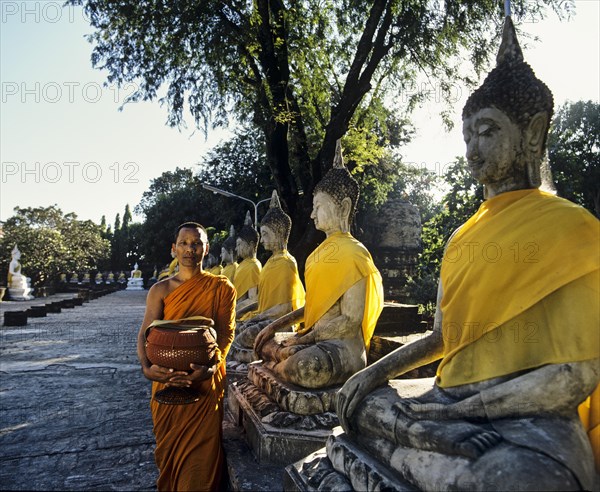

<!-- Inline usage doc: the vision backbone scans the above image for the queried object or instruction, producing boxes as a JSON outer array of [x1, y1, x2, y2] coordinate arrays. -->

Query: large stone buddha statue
[[221, 226, 238, 282], [254, 141, 384, 389], [228, 191, 306, 366], [233, 212, 262, 315], [329, 15, 599, 491]]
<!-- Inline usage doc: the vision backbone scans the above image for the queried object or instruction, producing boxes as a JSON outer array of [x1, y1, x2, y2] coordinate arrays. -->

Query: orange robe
[[150, 272, 236, 491]]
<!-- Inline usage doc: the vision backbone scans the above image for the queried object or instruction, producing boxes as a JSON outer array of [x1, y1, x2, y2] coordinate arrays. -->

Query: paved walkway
[[0, 290, 284, 491]]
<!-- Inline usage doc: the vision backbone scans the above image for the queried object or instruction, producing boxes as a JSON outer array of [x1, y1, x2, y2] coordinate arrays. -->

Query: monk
[[221, 226, 238, 282], [233, 212, 262, 315], [336, 16, 599, 491], [230, 191, 305, 362], [254, 142, 384, 389], [137, 222, 236, 492]]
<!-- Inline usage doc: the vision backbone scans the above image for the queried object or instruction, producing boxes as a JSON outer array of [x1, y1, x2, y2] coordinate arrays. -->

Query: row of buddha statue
[[215, 13, 598, 491]]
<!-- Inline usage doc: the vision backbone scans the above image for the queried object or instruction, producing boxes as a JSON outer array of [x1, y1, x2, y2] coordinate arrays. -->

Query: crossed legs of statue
[[349, 378, 582, 491], [260, 339, 353, 389]]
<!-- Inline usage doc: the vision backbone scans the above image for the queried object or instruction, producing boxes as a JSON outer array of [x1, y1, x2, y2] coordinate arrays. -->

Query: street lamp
[[202, 183, 270, 227]]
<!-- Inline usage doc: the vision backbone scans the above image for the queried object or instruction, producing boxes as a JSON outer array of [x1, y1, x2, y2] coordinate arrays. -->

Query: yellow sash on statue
[[299, 232, 383, 350], [222, 262, 238, 282], [438, 189, 599, 386], [257, 250, 305, 313], [233, 257, 261, 298]]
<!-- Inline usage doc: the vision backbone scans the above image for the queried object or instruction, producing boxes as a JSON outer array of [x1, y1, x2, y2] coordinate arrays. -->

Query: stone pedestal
[[126, 278, 144, 291], [227, 363, 340, 465], [8, 287, 34, 301], [284, 432, 415, 492]]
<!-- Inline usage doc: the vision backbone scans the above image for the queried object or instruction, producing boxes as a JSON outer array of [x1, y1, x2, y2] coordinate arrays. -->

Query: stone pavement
[[0, 290, 285, 491]]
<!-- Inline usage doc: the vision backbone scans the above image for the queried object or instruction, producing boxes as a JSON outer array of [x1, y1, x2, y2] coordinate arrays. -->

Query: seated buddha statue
[[131, 263, 142, 279], [233, 212, 262, 316], [254, 141, 384, 389], [230, 191, 306, 363], [206, 248, 223, 276], [69, 272, 79, 284], [95, 272, 104, 284], [335, 16, 599, 491], [106, 272, 115, 284], [8, 245, 30, 289], [221, 226, 238, 282], [82, 272, 90, 284]]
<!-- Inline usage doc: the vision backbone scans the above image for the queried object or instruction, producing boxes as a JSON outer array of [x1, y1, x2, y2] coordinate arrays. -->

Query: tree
[[73, 0, 567, 261], [406, 158, 483, 306], [548, 100, 599, 217], [0, 206, 110, 287]]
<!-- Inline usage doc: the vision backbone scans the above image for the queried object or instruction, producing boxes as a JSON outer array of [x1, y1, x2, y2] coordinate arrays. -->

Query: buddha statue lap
[[228, 191, 305, 367], [233, 212, 262, 316], [326, 16, 599, 492]]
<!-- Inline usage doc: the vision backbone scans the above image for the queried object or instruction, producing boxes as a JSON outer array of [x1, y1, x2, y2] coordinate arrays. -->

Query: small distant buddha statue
[[82, 272, 91, 284], [131, 263, 142, 278], [7, 245, 33, 300], [95, 272, 104, 284], [254, 141, 384, 388], [233, 212, 262, 315], [229, 191, 306, 364], [333, 15, 599, 491], [118, 271, 127, 283], [106, 272, 115, 284], [69, 272, 79, 284], [221, 226, 238, 282], [59, 273, 67, 283]]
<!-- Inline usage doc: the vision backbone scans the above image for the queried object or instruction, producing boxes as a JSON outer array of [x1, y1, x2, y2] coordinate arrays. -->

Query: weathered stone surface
[[247, 363, 339, 415]]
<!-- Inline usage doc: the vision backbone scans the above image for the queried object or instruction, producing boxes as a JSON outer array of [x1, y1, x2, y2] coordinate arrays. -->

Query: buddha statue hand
[[337, 365, 384, 433]]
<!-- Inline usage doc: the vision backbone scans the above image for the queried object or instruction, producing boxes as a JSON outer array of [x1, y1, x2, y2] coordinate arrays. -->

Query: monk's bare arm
[[137, 280, 189, 384]]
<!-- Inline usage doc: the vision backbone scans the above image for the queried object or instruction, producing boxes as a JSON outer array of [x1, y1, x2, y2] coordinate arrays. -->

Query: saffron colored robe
[[150, 272, 236, 491], [438, 189, 599, 467], [221, 262, 237, 282], [298, 231, 383, 351], [233, 257, 261, 299]]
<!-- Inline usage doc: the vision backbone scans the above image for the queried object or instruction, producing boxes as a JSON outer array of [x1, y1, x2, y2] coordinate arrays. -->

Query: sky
[[1, 1, 598, 226]]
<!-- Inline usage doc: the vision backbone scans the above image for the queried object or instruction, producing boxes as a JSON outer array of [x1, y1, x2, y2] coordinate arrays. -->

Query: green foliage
[[548, 100, 599, 217], [71, 0, 567, 253], [407, 158, 483, 305], [0, 206, 110, 287]]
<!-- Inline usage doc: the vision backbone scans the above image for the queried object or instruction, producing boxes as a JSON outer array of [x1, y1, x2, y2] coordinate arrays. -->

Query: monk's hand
[[143, 364, 189, 385], [187, 362, 218, 382]]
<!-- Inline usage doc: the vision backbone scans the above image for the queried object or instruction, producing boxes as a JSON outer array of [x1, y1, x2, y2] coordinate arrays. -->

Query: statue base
[[7, 287, 34, 301], [284, 431, 415, 491], [126, 278, 144, 291], [227, 381, 337, 465]]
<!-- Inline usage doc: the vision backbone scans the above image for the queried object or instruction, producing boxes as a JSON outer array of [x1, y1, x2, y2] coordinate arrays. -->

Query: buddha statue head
[[312, 140, 360, 235], [462, 16, 554, 196], [236, 211, 259, 259], [222, 225, 237, 264], [260, 190, 292, 253]]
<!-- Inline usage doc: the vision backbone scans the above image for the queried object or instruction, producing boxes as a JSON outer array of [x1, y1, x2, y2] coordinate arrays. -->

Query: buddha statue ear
[[340, 196, 352, 232], [524, 111, 549, 188]]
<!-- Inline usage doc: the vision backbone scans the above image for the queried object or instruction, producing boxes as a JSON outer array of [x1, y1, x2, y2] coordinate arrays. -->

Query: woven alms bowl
[[146, 325, 218, 371]]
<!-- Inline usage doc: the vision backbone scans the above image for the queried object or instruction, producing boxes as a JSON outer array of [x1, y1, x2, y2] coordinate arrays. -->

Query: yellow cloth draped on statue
[[222, 262, 238, 282], [208, 265, 223, 275], [437, 189, 599, 468], [298, 231, 383, 350], [233, 257, 261, 298], [150, 271, 236, 491], [257, 250, 305, 314]]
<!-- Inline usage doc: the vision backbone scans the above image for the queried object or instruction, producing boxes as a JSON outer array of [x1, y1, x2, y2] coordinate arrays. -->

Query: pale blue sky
[[1, 1, 598, 225]]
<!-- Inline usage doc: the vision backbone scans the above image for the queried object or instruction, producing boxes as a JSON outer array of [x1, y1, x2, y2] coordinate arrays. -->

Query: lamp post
[[201, 184, 270, 227]]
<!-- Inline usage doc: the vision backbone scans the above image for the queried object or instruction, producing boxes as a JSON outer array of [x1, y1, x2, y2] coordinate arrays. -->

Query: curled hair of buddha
[[238, 211, 259, 246], [222, 225, 236, 253], [463, 16, 554, 146], [313, 140, 360, 223], [260, 190, 292, 243]]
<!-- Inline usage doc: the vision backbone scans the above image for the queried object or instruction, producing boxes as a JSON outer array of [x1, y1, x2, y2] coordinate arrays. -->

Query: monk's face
[[172, 227, 208, 269], [311, 191, 341, 234], [462, 107, 523, 187]]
